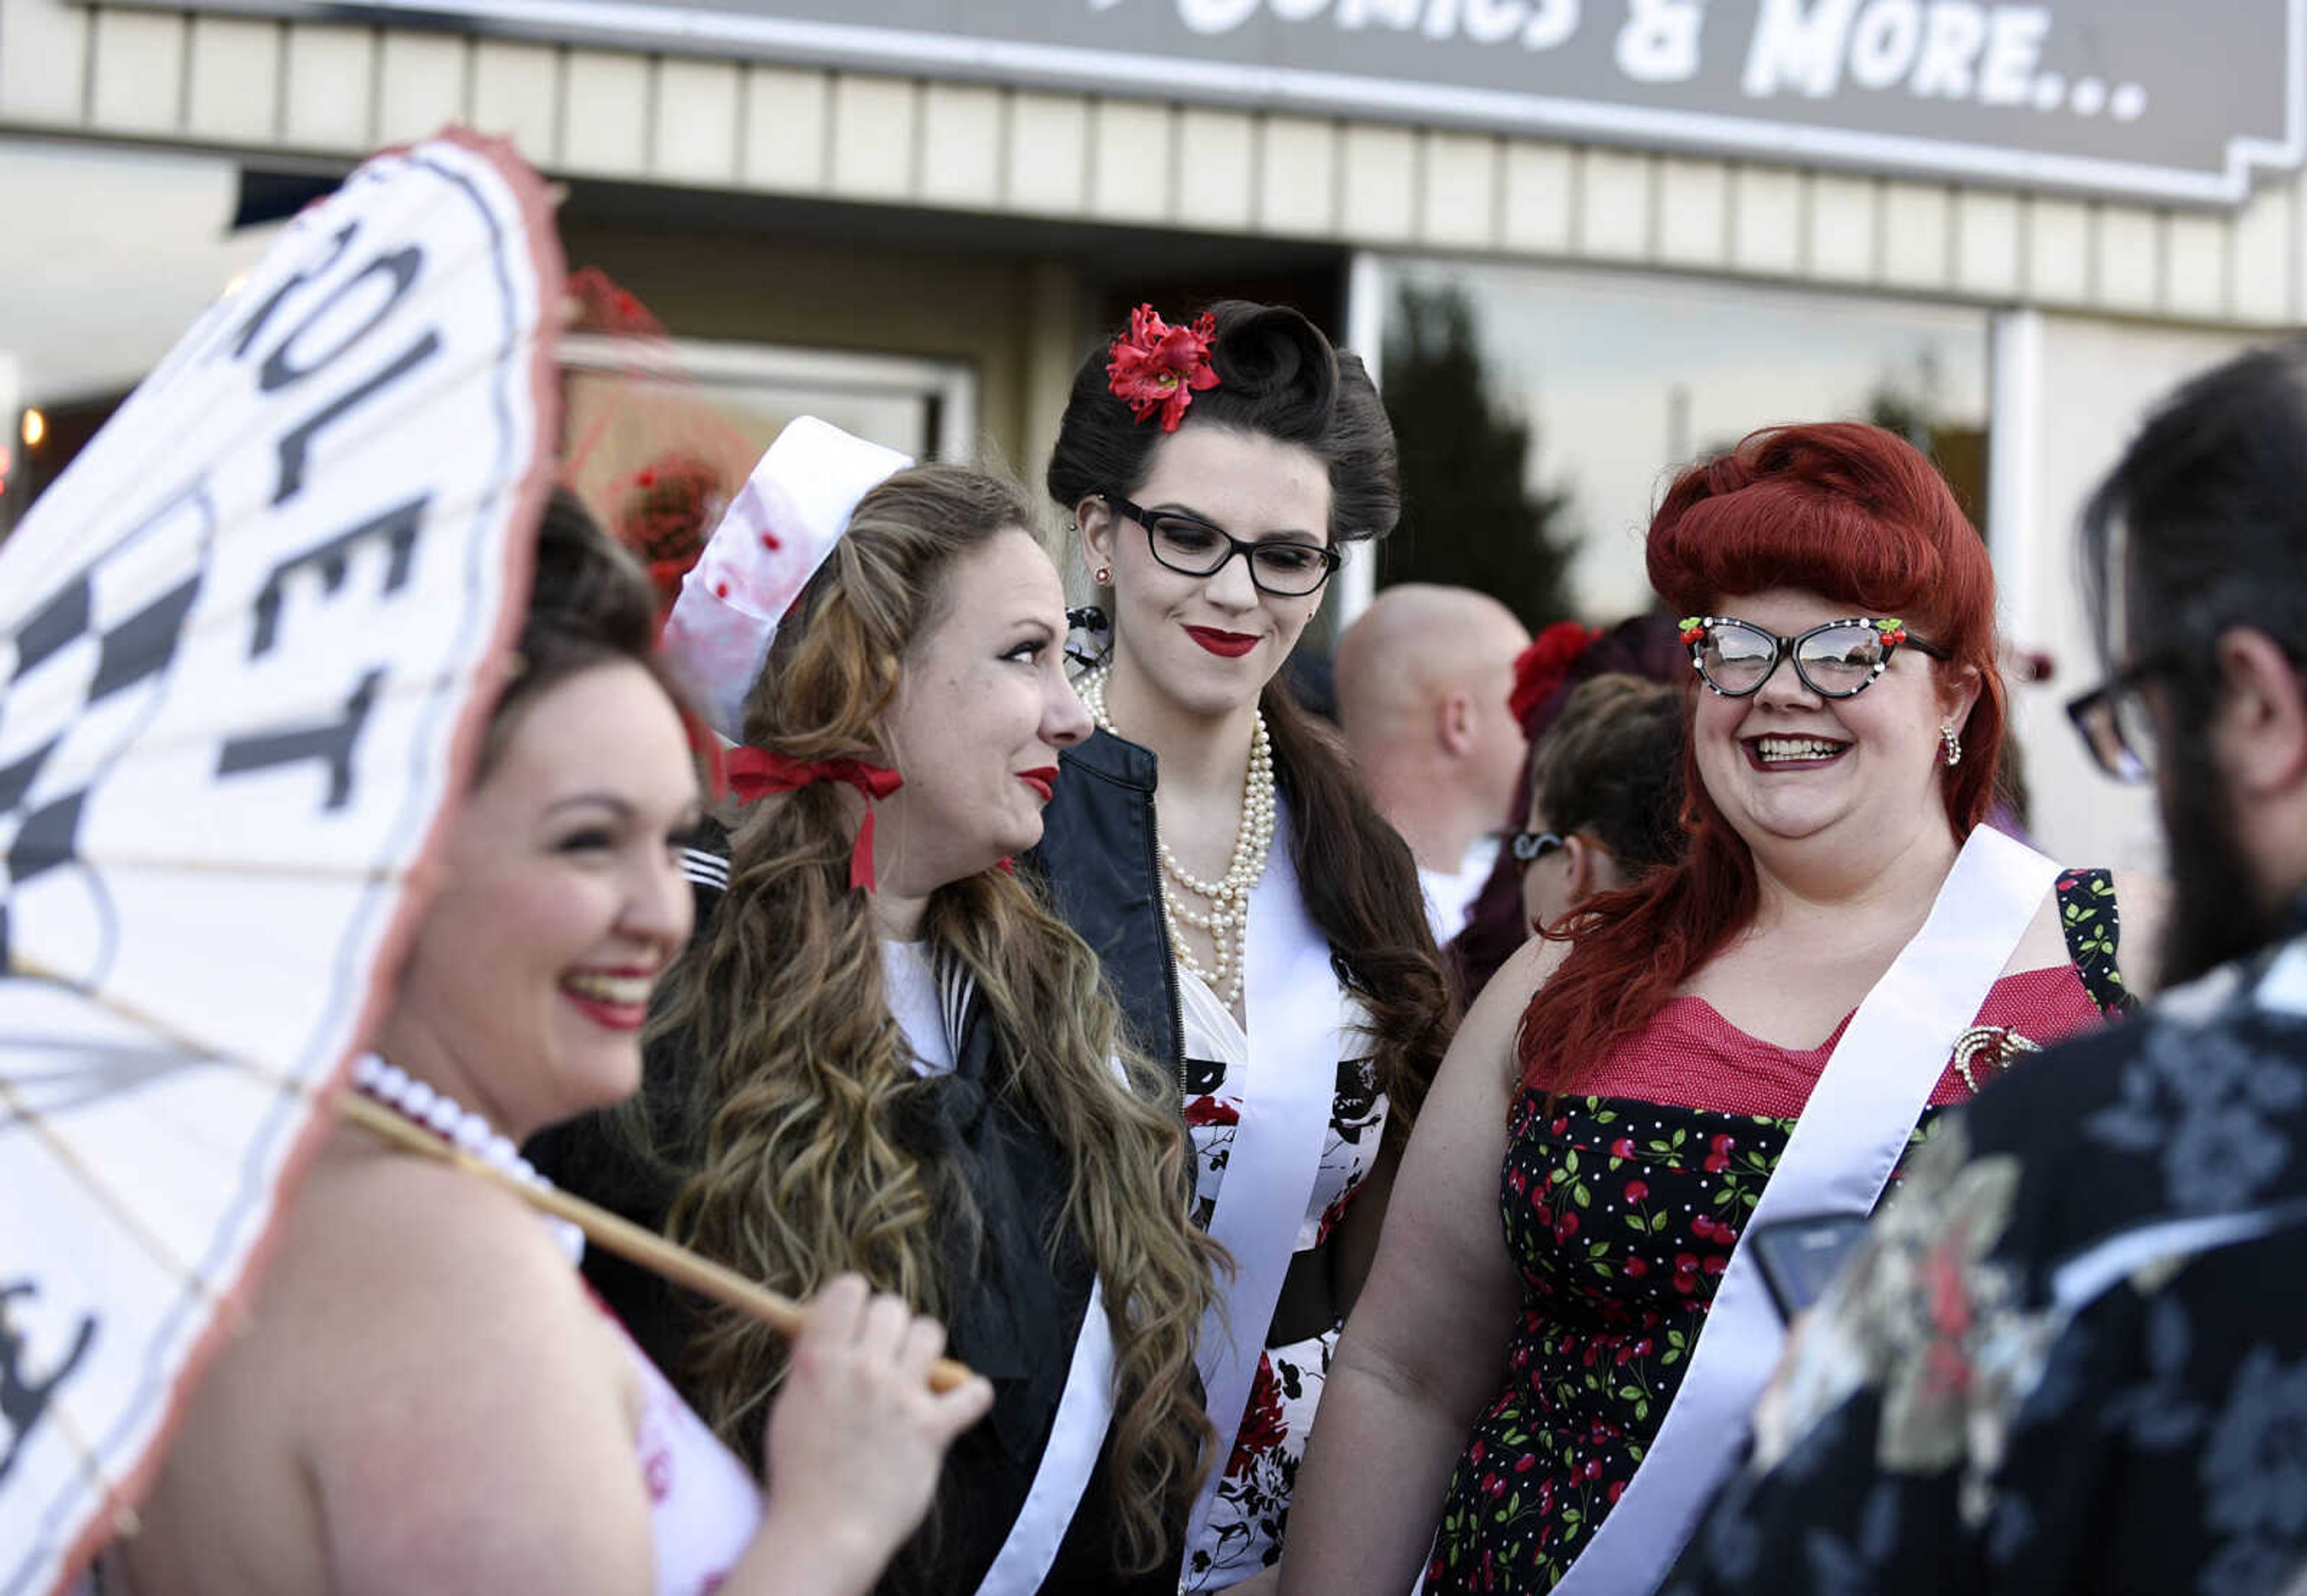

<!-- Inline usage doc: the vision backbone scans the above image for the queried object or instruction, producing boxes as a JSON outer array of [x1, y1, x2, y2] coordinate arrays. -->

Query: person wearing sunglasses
[[1283, 422, 2164, 1596], [1032, 302, 1456, 1592], [1512, 674, 1686, 938]]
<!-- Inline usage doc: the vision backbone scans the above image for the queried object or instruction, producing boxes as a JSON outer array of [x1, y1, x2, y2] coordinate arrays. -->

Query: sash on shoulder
[[1182, 812, 1349, 1566], [971, 1278, 1117, 1596], [1548, 826, 2060, 1596]]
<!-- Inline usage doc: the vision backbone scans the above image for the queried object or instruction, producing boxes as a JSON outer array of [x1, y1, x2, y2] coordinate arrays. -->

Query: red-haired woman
[[1280, 423, 2167, 1596]]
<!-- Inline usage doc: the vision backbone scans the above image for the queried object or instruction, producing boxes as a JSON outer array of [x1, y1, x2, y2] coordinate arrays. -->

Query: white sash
[[971, 1278, 1117, 1596], [1551, 826, 2059, 1596], [1182, 814, 1349, 1555]]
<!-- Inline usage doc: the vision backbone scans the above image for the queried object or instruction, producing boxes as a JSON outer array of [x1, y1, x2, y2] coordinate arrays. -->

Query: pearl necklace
[[351, 1055, 585, 1263], [1080, 667, 1276, 1009]]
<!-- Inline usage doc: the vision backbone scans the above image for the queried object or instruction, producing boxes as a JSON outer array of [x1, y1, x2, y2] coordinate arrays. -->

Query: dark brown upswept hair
[[1046, 300, 1455, 1120], [653, 465, 1220, 1574], [485, 488, 681, 762], [1530, 674, 1686, 880], [1519, 423, 2003, 1094]]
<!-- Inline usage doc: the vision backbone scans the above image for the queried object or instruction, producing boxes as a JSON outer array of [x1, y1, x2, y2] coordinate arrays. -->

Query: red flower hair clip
[[1107, 305, 1220, 432], [1509, 620, 1604, 726]]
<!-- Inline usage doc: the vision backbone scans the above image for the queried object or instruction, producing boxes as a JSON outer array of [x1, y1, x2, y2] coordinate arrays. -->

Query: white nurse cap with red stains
[[660, 416, 913, 739]]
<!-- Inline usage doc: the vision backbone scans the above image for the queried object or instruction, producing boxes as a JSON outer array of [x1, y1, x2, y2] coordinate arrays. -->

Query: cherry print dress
[[1422, 869, 2132, 1594], [1178, 963, 1389, 1591]]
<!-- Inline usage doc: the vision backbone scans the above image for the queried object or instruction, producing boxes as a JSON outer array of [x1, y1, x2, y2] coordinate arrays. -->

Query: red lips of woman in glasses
[[1185, 626, 1259, 658], [1017, 767, 1059, 803]]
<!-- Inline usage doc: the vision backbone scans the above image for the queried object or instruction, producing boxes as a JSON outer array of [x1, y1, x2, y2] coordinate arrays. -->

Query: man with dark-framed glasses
[[1670, 344, 2307, 1595]]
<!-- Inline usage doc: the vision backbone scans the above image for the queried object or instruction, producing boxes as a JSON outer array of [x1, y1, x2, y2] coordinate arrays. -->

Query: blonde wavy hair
[[654, 465, 1222, 1574]]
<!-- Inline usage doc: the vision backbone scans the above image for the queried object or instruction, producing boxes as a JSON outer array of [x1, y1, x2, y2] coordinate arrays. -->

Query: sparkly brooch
[[1951, 1024, 2040, 1092], [1106, 304, 1220, 432]]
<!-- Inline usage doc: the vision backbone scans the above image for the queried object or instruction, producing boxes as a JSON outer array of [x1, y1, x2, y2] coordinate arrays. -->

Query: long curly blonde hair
[[654, 465, 1221, 1573]]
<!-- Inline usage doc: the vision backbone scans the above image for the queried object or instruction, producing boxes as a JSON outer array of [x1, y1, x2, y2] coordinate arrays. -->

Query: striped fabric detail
[[938, 960, 975, 1064], [679, 846, 729, 892]]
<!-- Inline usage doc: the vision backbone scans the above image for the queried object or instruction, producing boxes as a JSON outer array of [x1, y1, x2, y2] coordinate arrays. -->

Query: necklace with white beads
[[351, 1054, 585, 1263], [1080, 666, 1275, 1009]]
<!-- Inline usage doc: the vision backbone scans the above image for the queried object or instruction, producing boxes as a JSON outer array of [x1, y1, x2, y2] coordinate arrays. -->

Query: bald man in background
[[1334, 583, 1531, 943]]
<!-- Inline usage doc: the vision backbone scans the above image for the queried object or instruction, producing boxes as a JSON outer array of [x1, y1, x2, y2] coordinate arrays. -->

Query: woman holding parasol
[[109, 496, 991, 1596]]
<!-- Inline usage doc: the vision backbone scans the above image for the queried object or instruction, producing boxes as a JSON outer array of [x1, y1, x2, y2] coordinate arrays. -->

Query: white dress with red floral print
[[1176, 963, 1387, 1591]]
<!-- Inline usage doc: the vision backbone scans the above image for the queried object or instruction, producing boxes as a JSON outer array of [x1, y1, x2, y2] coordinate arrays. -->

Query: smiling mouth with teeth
[[561, 971, 655, 1005], [1746, 735, 1852, 766]]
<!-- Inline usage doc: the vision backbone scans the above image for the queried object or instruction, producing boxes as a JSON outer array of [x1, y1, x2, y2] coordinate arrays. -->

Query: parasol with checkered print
[[0, 128, 564, 1596]]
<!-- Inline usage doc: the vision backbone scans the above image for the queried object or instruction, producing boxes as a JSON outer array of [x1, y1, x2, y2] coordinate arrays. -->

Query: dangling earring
[[1940, 725, 1963, 767], [1095, 566, 1111, 586]]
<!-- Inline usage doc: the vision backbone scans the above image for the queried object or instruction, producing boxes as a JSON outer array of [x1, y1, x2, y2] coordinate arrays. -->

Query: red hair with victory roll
[[1282, 422, 2167, 1596]]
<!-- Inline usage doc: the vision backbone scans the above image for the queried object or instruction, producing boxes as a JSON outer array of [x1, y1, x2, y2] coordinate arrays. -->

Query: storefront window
[[1374, 257, 1990, 626], [557, 334, 974, 527]]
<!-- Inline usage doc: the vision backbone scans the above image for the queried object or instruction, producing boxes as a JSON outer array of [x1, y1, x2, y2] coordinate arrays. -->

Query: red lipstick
[[1185, 625, 1259, 658], [1018, 766, 1059, 803]]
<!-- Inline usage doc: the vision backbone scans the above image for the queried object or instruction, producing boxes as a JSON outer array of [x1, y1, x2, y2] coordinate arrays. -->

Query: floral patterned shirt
[[1668, 901, 2307, 1596], [1425, 868, 2129, 1595], [1177, 964, 1388, 1591]]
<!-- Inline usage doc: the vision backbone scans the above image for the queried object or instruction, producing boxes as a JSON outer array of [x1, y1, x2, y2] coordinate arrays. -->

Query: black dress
[[529, 822, 1185, 1596]]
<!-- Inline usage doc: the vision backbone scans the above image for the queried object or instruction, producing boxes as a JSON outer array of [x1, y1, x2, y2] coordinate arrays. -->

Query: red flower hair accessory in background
[[1509, 620, 1605, 726], [567, 265, 667, 338], [1106, 304, 1220, 432], [613, 451, 727, 620]]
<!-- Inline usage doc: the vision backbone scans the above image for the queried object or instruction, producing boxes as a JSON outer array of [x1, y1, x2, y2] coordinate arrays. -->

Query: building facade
[[4, 0, 2302, 870]]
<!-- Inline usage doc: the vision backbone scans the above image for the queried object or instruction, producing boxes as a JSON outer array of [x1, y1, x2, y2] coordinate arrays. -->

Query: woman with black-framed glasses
[[1030, 300, 1454, 1592], [1285, 422, 2165, 1596]]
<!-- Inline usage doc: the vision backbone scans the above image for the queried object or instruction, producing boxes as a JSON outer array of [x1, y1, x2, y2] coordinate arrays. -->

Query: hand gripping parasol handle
[[339, 1093, 977, 1393]]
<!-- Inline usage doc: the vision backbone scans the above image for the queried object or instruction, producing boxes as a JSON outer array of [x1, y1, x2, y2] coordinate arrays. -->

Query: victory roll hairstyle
[[484, 488, 690, 767], [1048, 299, 1453, 1118], [651, 464, 1221, 1573], [1519, 422, 2003, 1094]]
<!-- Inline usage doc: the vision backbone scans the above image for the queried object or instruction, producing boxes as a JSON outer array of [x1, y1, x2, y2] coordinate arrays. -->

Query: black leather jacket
[[1024, 726, 1187, 1087]]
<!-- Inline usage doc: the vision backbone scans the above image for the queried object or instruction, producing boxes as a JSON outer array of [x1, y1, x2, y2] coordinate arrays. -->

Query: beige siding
[[375, 31, 464, 148], [6, 1, 2304, 330], [1176, 106, 1256, 231], [279, 25, 372, 153], [1005, 91, 1087, 217], [88, 8, 184, 134], [652, 59, 741, 187], [470, 40, 559, 161]]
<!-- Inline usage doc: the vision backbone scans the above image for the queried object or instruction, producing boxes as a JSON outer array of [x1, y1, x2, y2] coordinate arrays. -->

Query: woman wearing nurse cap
[[542, 417, 1223, 1596]]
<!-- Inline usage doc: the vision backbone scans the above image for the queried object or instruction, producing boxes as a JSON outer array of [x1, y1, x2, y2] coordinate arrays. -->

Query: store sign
[[159, 0, 2303, 204]]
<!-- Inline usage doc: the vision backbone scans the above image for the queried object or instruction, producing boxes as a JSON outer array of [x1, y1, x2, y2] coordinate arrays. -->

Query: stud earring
[[1094, 566, 1111, 586], [1941, 726, 1963, 767]]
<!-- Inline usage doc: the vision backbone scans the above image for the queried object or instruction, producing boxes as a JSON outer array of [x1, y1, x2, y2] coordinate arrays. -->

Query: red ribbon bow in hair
[[1509, 621, 1604, 727], [725, 747, 904, 891]]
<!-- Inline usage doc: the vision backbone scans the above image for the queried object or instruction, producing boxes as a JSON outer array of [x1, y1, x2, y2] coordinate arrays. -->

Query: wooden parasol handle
[[341, 1093, 976, 1393]]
